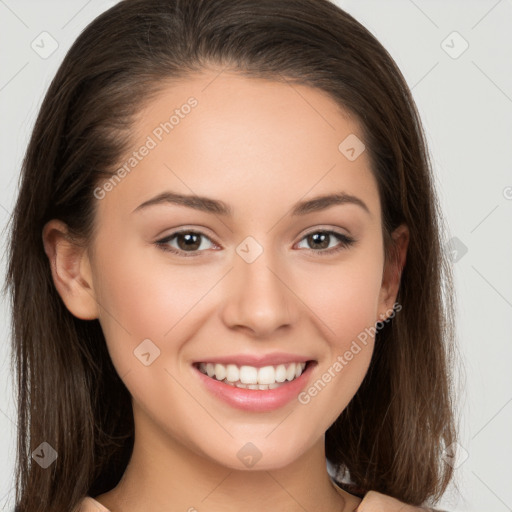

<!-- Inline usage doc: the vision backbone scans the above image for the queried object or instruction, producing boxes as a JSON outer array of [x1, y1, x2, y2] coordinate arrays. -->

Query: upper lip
[[193, 353, 314, 368]]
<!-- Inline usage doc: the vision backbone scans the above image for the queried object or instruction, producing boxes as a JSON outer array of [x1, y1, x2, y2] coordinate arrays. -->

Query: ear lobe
[[42, 219, 99, 320], [377, 223, 409, 321]]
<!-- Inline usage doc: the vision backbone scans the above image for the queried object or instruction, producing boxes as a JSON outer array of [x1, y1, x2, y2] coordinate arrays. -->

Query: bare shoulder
[[73, 496, 111, 512], [357, 490, 448, 511]]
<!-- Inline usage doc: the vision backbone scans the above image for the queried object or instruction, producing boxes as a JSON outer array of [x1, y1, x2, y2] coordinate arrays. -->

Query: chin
[[198, 435, 314, 472]]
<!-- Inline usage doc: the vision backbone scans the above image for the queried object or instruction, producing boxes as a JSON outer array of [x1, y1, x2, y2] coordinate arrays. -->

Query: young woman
[[5, 0, 457, 510]]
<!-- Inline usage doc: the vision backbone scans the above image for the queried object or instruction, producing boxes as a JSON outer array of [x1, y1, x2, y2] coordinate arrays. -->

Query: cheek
[[91, 232, 220, 377], [296, 249, 382, 413], [90, 234, 171, 365], [297, 271, 380, 431], [302, 250, 384, 344]]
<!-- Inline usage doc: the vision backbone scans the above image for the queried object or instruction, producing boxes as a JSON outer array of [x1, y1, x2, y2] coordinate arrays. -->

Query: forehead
[[97, 70, 380, 222]]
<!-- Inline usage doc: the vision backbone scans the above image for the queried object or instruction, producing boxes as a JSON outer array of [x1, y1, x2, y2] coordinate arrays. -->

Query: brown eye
[[156, 230, 217, 257], [175, 232, 202, 251], [296, 230, 355, 256]]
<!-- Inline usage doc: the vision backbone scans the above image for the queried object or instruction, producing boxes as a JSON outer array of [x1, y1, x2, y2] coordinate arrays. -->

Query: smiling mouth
[[193, 361, 315, 390]]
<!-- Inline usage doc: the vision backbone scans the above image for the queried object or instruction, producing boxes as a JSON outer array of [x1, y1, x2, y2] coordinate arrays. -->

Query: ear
[[377, 223, 409, 322], [42, 219, 99, 320]]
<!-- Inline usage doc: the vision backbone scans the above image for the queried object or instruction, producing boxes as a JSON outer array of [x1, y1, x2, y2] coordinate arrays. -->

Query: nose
[[220, 245, 299, 338]]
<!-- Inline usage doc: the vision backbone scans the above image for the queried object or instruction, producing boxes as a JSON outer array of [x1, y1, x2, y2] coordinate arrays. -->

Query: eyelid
[[155, 228, 220, 255], [297, 224, 352, 240]]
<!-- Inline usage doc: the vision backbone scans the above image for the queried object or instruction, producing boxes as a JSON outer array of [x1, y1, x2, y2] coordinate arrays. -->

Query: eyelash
[[155, 228, 356, 258]]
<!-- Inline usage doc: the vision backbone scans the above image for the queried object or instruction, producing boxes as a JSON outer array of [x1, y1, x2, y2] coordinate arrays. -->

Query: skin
[[43, 69, 413, 512]]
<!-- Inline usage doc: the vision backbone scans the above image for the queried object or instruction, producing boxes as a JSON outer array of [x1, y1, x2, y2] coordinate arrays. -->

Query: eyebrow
[[132, 191, 371, 217]]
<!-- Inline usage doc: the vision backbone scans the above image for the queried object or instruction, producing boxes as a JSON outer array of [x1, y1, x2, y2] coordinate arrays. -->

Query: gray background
[[0, 1, 511, 510]]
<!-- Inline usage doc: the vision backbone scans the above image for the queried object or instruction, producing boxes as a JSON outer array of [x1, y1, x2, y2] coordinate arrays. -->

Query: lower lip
[[193, 362, 316, 412]]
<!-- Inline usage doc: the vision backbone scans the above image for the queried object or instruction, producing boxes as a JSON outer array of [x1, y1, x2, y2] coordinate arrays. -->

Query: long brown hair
[[4, 0, 459, 509]]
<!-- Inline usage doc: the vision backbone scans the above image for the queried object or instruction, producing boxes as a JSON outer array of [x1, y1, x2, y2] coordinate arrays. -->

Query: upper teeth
[[198, 362, 307, 385]]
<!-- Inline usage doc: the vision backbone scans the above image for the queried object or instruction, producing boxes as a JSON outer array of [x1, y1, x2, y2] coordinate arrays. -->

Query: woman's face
[[72, 70, 404, 470]]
